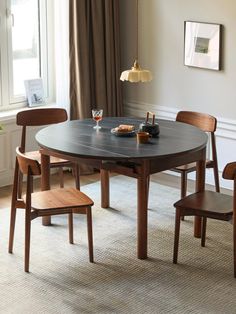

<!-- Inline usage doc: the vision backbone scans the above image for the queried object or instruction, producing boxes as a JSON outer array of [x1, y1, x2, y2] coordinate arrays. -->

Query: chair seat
[[172, 159, 213, 173], [174, 191, 233, 220], [23, 188, 94, 211], [25, 151, 70, 166]]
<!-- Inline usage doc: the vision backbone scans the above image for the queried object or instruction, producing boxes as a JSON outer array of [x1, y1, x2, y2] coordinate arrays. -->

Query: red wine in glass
[[92, 109, 103, 129]]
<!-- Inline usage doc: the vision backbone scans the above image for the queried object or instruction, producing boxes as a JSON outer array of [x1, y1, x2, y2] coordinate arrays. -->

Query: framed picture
[[184, 21, 222, 70], [24, 78, 46, 107]]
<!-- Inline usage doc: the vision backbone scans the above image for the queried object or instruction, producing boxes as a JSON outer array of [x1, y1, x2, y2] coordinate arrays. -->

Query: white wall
[[120, 0, 236, 118], [120, 0, 236, 189]]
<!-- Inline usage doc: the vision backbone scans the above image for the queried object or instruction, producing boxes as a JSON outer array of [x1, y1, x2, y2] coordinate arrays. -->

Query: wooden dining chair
[[9, 147, 94, 272], [171, 111, 220, 199], [173, 162, 236, 277], [16, 108, 80, 198]]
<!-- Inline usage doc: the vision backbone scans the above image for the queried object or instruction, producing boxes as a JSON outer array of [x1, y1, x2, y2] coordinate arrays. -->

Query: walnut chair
[[171, 111, 220, 199], [9, 147, 94, 272], [173, 162, 236, 277], [16, 108, 80, 198]]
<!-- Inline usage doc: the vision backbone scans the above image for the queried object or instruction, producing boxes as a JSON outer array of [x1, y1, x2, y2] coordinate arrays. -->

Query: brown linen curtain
[[69, 0, 123, 120]]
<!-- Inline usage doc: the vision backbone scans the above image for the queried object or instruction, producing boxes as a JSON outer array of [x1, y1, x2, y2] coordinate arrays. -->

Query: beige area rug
[[0, 176, 235, 314]]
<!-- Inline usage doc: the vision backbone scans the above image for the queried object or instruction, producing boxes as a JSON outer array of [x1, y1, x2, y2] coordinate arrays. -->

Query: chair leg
[[8, 205, 17, 253], [181, 172, 187, 221], [73, 163, 80, 190], [59, 167, 64, 188], [17, 171, 23, 199], [201, 217, 207, 247], [86, 207, 94, 263], [25, 212, 31, 272], [9, 159, 20, 253], [213, 165, 220, 193], [173, 208, 181, 264], [68, 213, 74, 244]]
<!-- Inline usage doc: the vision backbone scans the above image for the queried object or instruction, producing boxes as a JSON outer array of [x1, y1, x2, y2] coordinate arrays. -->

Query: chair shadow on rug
[[173, 162, 236, 278], [9, 147, 94, 272]]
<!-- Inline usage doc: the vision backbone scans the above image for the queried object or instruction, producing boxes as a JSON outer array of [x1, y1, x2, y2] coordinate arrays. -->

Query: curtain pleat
[[69, 0, 123, 120]]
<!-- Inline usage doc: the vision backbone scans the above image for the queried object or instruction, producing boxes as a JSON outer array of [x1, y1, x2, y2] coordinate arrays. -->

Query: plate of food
[[111, 124, 136, 137]]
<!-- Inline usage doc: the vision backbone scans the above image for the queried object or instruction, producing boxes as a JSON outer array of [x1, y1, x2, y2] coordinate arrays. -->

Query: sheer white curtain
[[54, 0, 70, 116]]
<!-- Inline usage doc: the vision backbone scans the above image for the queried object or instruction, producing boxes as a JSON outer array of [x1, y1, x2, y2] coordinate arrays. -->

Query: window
[[0, 0, 54, 111]]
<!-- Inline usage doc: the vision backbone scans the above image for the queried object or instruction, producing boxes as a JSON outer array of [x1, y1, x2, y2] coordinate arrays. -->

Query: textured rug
[[0, 176, 235, 314]]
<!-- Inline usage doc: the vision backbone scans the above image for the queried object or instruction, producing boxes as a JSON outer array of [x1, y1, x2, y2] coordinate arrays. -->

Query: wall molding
[[124, 100, 236, 190], [124, 100, 236, 134]]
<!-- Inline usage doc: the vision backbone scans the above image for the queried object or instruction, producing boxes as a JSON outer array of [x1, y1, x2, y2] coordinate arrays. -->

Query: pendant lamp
[[120, 0, 152, 83]]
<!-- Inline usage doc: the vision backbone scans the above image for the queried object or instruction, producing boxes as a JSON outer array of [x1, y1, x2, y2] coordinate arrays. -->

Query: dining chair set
[[7, 108, 236, 277]]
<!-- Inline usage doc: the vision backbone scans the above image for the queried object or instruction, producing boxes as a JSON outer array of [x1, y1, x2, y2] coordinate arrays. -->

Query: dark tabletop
[[35, 117, 208, 161]]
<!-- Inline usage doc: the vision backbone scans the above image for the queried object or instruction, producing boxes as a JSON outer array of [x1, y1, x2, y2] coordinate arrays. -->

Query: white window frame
[[0, 0, 55, 111]]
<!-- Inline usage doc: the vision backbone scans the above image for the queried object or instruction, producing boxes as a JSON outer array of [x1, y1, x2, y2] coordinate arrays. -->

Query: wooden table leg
[[101, 169, 109, 208], [137, 161, 149, 259], [194, 148, 206, 237], [40, 152, 51, 226]]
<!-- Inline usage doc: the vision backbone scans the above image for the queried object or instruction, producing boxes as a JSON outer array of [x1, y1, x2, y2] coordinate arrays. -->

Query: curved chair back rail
[[223, 162, 236, 180], [176, 111, 217, 132], [16, 108, 68, 127], [16, 147, 41, 176]]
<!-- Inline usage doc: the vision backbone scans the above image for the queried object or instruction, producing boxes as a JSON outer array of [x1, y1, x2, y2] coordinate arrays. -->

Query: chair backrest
[[223, 162, 236, 180], [17, 108, 68, 126], [16, 147, 41, 176], [16, 108, 68, 151], [176, 111, 217, 133], [13, 148, 41, 215], [176, 111, 218, 166]]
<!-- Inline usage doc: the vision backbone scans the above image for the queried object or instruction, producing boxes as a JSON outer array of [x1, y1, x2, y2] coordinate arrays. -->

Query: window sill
[[0, 103, 57, 124]]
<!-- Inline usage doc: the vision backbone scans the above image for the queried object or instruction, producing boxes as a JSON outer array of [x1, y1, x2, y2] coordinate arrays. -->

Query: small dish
[[111, 128, 136, 137]]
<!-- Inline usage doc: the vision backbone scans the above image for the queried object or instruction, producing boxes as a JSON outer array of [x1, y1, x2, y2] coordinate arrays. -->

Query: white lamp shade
[[120, 60, 152, 82], [120, 69, 152, 82]]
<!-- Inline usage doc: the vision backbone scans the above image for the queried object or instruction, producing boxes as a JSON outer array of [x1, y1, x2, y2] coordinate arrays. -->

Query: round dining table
[[36, 117, 208, 259]]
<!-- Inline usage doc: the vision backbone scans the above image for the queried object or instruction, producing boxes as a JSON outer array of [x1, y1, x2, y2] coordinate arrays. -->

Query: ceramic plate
[[111, 128, 136, 137]]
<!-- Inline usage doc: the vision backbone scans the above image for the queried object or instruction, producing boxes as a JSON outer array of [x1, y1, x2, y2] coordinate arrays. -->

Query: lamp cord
[[136, 0, 139, 62]]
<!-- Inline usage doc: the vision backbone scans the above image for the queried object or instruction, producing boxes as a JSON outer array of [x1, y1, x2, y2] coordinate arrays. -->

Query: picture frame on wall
[[184, 21, 222, 71]]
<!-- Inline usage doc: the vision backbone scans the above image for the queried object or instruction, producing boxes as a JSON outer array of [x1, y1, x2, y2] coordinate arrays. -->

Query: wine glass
[[92, 109, 103, 129]]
